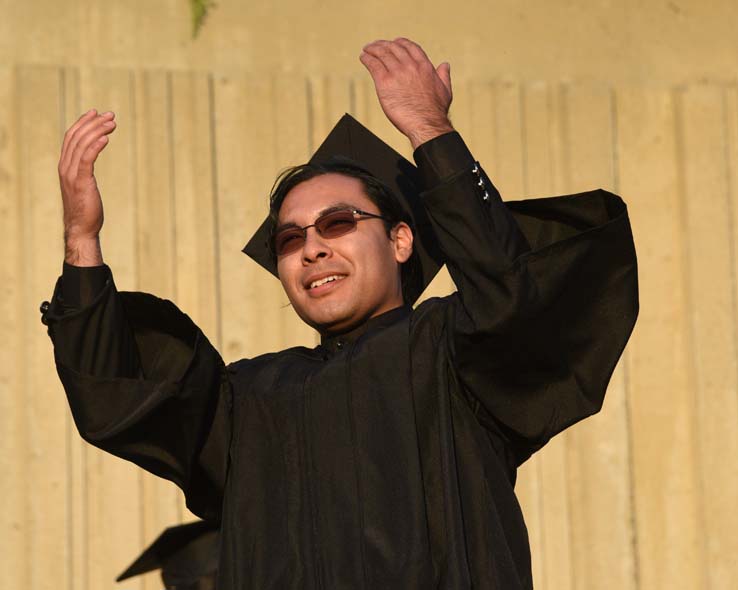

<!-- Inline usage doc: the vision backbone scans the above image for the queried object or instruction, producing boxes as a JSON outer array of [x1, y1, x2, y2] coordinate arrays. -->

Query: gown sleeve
[[40, 264, 230, 522], [414, 132, 639, 467]]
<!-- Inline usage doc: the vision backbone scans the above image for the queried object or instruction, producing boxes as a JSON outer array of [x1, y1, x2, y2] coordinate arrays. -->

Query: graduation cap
[[116, 520, 219, 589], [242, 113, 445, 304]]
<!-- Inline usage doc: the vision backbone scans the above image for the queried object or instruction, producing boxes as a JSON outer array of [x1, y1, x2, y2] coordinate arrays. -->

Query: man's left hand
[[360, 38, 454, 149]]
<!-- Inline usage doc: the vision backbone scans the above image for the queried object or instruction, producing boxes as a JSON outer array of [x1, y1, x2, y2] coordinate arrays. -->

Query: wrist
[[64, 234, 103, 266], [407, 121, 455, 150]]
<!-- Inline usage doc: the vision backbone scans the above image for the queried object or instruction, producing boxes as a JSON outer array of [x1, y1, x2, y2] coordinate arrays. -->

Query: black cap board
[[116, 520, 219, 587], [242, 113, 445, 304]]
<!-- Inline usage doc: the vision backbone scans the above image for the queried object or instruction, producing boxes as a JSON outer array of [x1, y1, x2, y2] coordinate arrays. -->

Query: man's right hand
[[360, 38, 453, 150], [58, 109, 116, 266]]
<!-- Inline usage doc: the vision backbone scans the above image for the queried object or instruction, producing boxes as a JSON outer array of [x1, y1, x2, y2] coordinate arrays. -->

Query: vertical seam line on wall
[[349, 78, 357, 119], [673, 85, 710, 590], [306, 77, 315, 155], [269, 74, 286, 339], [535, 457, 547, 590], [559, 83, 572, 193], [721, 85, 738, 462], [207, 73, 223, 351], [520, 83, 530, 198], [545, 83, 555, 196], [167, 70, 178, 305], [492, 81, 499, 183], [720, 86, 738, 590], [16, 63, 31, 590], [611, 84, 642, 590]]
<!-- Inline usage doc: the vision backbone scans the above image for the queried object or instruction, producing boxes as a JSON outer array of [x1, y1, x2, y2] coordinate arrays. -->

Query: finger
[[393, 37, 430, 64], [61, 115, 110, 178], [360, 50, 389, 78], [67, 121, 116, 181], [61, 112, 113, 173], [60, 109, 98, 167], [436, 62, 453, 97], [61, 110, 110, 160], [70, 119, 116, 172], [61, 112, 115, 173], [67, 111, 114, 152], [362, 40, 403, 70], [63, 109, 98, 146], [77, 135, 110, 179], [59, 113, 115, 178], [382, 39, 415, 64]]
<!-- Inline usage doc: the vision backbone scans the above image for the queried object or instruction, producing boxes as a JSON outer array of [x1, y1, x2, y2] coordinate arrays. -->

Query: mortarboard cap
[[116, 520, 219, 589], [242, 113, 445, 304]]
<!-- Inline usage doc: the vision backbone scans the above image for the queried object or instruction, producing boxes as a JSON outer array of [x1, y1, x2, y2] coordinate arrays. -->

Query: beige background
[[2, 1, 738, 588]]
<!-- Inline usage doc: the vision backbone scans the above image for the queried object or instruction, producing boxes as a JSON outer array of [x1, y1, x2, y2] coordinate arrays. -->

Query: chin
[[297, 301, 362, 334], [308, 311, 359, 334]]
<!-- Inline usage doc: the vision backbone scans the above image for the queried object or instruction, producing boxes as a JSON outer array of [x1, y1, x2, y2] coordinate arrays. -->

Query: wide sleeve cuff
[[61, 262, 111, 308], [412, 131, 476, 188]]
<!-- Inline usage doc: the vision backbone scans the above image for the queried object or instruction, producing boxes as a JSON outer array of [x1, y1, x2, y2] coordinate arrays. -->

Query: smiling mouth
[[309, 275, 346, 289]]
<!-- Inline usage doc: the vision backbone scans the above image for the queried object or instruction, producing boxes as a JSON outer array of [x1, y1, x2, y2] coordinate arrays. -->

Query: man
[[42, 38, 638, 589]]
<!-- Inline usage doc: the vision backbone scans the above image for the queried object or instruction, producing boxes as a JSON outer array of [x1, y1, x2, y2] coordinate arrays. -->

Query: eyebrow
[[275, 201, 360, 232]]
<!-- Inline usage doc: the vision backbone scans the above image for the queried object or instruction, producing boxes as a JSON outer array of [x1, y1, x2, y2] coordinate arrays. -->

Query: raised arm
[[361, 39, 639, 465], [43, 111, 230, 521]]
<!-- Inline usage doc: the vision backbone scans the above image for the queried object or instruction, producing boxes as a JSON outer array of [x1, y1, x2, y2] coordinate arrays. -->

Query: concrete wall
[[2, 1, 737, 588]]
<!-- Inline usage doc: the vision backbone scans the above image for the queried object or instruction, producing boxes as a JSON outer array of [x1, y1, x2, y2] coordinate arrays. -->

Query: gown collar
[[318, 305, 412, 355]]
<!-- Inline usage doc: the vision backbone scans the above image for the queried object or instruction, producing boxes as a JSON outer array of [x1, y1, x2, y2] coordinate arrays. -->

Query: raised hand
[[58, 109, 116, 265], [360, 38, 454, 149]]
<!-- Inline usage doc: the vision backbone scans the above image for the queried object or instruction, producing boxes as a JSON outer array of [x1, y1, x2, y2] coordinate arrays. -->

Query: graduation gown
[[41, 132, 638, 589]]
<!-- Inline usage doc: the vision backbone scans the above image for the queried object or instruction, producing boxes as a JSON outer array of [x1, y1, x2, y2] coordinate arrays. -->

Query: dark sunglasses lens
[[316, 211, 357, 238], [274, 229, 305, 256], [274, 211, 358, 256]]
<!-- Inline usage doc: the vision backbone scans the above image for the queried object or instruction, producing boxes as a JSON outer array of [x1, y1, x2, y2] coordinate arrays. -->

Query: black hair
[[268, 157, 420, 303]]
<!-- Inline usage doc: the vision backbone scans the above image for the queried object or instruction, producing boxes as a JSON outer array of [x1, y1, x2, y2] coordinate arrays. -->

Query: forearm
[[414, 131, 531, 268]]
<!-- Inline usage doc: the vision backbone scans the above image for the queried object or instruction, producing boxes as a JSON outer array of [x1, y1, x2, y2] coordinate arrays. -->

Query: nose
[[301, 226, 332, 264]]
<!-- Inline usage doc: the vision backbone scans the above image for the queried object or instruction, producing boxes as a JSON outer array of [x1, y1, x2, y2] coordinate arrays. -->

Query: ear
[[391, 222, 414, 264]]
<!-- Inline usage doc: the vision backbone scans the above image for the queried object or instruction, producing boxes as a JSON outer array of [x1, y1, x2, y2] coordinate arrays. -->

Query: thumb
[[436, 62, 452, 96]]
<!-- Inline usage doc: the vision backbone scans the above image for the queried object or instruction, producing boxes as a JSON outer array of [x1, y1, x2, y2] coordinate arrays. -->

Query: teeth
[[310, 275, 343, 289]]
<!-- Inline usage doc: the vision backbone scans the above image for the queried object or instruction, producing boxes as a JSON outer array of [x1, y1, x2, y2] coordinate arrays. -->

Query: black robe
[[41, 132, 638, 589]]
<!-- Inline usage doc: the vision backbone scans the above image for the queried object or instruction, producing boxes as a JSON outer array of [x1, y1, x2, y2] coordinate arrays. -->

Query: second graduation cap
[[242, 113, 445, 305], [116, 520, 220, 589]]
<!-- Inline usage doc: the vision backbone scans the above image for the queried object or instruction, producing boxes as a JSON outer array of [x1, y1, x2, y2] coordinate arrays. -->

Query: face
[[276, 173, 413, 334]]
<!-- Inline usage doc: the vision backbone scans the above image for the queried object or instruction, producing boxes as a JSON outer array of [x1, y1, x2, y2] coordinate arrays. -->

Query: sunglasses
[[273, 208, 390, 257]]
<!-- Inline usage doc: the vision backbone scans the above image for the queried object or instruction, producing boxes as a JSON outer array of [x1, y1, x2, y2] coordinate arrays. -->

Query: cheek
[[277, 262, 299, 296], [358, 239, 396, 280]]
